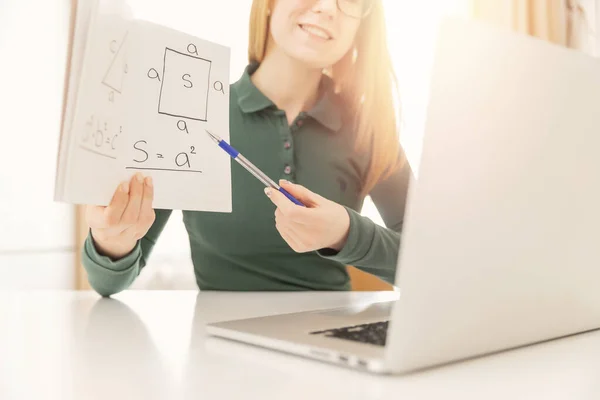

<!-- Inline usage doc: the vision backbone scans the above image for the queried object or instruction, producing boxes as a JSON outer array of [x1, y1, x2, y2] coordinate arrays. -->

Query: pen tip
[[205, 130, 220, 143]]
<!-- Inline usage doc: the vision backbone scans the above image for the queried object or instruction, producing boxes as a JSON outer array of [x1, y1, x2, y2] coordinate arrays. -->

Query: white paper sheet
[[65, 0, 132, 206], [54, 0, 99, 201], [123, 20, 231, 212], [57, 0, 232, 212]]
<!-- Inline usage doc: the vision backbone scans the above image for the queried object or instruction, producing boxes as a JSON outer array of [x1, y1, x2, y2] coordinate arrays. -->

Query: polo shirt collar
[[236, 63, 275, 113], [235, 63, 343, 132], [306, 78, 343, 132]]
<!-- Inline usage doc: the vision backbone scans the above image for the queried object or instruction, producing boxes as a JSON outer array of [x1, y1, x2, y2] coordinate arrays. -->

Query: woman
[[83, 0, 411, 296]]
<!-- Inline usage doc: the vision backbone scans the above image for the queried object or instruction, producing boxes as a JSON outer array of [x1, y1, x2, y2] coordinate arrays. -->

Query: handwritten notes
[[124, 20, 231, 211], [56, 0, 232, 212]]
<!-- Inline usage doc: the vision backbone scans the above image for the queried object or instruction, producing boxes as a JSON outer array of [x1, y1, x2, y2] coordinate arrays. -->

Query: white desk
[[1, 290, 600, 400]]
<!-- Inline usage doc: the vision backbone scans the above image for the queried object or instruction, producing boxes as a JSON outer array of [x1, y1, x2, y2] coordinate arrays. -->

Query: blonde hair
[[248, 0, 403, 196]]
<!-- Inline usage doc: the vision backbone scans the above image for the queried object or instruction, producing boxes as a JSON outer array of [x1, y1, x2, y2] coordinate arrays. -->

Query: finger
[[279, 180, 324, 207], [137, 176, 156, 230], [265, 186, 292, 211], [121, 223, 145, 241], [274, 212, 313, 245], [276, 223, 304, 253], [266, 187, 311, 222], [274, 208, 284, 222], [274, 209, 293, 234], [282, 220, 315, 251], [121, 173, 145, 226], [102, 180, 130, 227]]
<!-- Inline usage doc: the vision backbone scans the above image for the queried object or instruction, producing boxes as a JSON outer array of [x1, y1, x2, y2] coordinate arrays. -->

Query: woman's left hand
[[265, 180, 350, 253]]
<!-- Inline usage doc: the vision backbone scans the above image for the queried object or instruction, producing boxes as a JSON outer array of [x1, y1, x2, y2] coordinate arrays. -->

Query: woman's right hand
[[86, 172, 155, 260]]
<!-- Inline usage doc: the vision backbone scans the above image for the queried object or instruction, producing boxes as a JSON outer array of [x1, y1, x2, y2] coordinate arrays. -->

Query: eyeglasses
[[336, 0, 374, 19]]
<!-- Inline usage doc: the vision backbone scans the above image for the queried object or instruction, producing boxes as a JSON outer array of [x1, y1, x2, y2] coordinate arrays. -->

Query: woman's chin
[[287, 50, 336, 70]]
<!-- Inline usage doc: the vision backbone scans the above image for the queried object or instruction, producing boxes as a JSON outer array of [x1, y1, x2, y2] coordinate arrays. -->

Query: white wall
[[0, 0, 75, 289]]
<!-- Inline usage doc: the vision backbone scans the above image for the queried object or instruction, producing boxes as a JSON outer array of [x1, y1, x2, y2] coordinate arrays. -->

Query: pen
[[205, 130, 305, 206]]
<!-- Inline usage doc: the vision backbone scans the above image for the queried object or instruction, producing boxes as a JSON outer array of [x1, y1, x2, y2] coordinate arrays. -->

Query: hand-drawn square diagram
[[158, 48, 211, 121], [131, 41, 228, 175]]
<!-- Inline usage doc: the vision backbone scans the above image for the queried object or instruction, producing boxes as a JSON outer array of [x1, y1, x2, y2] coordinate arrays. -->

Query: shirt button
[[297, 119, 304, 127], [284, 140, 291, 149], [284, 165, 292, 175]]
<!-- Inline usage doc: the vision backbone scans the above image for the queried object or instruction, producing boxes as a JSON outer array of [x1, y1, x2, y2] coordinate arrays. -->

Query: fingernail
[[264, 187, 272, 197], [120, 181, 129, 194], [136, 173, 144, 183], [145, 176, 153, 187], [279, 179, 291, 185]]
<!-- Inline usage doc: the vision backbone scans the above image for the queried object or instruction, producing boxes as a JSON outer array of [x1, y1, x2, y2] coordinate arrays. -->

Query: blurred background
[[0, 0, 595, 290]]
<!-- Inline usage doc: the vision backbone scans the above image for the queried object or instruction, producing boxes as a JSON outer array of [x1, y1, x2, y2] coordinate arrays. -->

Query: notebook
[[54, 0, 232, 212]]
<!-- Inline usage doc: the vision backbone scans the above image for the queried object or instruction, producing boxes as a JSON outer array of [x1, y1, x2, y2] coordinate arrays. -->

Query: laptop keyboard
[[310, 321, 389, 346]]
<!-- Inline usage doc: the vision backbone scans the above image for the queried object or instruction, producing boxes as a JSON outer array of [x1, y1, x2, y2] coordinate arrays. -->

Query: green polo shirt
[[82, 63, 411, 296]]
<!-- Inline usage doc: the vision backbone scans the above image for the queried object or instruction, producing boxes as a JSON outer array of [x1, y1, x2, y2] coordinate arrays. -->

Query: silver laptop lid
[[386, 17, 600, 372]]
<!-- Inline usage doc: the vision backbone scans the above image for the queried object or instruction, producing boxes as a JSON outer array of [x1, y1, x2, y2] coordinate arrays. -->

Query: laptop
[[206, 17, 600, 374]]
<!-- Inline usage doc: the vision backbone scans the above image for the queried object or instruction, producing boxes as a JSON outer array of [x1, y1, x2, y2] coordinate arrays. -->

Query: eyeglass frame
[[336, 0, 374, 19]]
